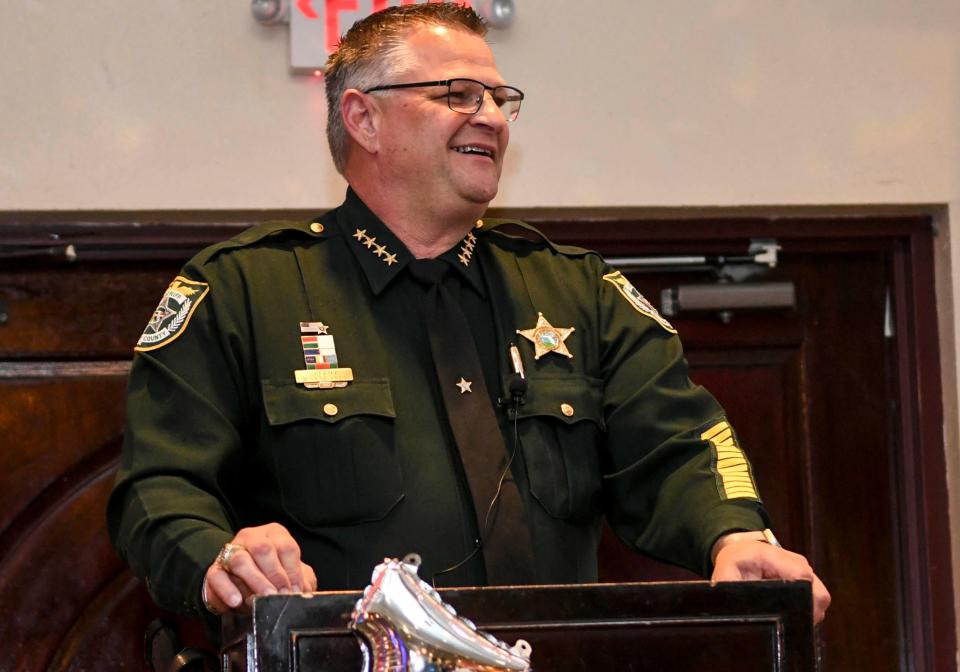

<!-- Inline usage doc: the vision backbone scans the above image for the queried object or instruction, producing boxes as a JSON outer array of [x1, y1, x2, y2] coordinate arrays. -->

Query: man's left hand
[[711, 536, 831, 624]]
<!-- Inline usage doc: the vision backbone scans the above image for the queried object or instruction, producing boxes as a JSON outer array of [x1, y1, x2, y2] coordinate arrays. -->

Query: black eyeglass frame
[[363, 78, 525, 121]]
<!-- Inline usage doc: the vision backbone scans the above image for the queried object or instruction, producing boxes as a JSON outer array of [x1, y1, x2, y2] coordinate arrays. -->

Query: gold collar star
[[456, 377, 473, 394], [353, 228, 399, 267], [457, 231, 477, 267], [517, 312, 575, 360]]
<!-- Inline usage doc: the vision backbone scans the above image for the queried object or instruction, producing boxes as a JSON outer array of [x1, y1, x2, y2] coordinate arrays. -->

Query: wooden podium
[[220, 580, 814, 671]]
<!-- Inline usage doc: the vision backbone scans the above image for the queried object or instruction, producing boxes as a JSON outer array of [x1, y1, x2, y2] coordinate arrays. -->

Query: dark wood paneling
[[0, 268, 170, 357]]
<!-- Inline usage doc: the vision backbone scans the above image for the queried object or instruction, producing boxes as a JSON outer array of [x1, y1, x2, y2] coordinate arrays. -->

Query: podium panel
[[222, 580, 814, 671]]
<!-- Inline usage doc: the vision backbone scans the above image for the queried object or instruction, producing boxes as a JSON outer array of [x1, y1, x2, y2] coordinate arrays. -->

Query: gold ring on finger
[[216, 542, 245, 572]]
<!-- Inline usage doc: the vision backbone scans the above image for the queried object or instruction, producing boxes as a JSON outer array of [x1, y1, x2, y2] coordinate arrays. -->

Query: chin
[[459, 181, 500, 205]]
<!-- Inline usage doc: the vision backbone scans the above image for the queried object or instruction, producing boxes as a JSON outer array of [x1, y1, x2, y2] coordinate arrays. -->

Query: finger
[[207, 566, 245, 611], [224, 546, 281, 596], [300, 562, 318, 592], [811, 575, 831, 624], [247, 539, 296, 592], [268, 531, 305, 593]]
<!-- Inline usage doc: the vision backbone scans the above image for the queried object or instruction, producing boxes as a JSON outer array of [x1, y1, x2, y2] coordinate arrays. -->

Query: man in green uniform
[[108, 3, 829, 625]]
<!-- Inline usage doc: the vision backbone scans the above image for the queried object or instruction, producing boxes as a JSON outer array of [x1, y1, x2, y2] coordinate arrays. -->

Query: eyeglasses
[[363, 78, 525, 122]]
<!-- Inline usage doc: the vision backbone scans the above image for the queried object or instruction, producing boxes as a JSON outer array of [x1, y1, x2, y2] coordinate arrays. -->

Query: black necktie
[[408, 258, 534, 585]]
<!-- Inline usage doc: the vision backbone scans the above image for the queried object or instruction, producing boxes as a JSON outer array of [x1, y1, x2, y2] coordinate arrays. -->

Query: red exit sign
[[291, 0, 474, 72]]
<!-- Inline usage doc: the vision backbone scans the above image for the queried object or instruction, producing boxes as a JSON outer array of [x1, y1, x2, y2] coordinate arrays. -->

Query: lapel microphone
[[500, 343, 527, 409]]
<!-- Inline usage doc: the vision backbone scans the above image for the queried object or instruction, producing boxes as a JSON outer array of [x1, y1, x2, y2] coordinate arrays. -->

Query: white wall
[[2, 0, 959, 651], [2, 2, 957, 210]]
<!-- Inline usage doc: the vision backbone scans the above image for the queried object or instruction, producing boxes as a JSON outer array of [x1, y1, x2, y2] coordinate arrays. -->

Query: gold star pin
[[384, 252, 398, 266], [456, 377, 473, 394], [517, 312, 575, 360]]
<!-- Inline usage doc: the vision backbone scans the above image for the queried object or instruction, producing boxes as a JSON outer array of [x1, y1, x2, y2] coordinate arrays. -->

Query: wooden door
[[539, 216, 952, 672]]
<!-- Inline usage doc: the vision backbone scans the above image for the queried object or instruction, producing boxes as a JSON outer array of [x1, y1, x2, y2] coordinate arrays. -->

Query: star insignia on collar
[[456, 377, 473, 394], [457, 231, 477, 267], [353, 230, 399, 266], [517, 312, 575, 360]]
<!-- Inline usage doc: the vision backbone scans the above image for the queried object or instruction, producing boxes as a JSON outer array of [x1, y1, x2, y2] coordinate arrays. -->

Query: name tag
[[295, 368, 355, 385]]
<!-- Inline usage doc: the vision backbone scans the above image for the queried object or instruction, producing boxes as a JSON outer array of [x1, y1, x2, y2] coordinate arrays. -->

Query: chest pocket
[[261, 378, 403, 528], [518, 375, 605, 521]]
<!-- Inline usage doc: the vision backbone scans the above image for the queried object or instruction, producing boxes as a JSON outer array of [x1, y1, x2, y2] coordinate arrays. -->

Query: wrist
[[711, 528, 782, 564]]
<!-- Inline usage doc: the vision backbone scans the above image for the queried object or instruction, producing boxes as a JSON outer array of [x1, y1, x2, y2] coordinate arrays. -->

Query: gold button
[[475, 219, 484, 229], [310, 222, 324, 233], [560, 403, 574, 417], [323, 403, 338, 416]]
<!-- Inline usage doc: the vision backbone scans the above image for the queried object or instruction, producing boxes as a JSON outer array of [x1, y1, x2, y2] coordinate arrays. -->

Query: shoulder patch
[[602, 270, 677, 334], [135, 277, 210, 352]]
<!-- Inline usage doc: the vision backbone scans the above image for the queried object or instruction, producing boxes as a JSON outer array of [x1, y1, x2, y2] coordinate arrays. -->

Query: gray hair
[[324, 3, 487, 174]]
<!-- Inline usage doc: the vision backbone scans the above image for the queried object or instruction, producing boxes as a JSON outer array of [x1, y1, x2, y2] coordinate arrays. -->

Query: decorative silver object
[[475, 0, 517, 28], [251, 0, 289, 24], [350, 555, 533, 671]]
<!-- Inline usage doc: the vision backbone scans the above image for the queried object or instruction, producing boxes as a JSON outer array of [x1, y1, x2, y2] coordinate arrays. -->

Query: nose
[[469, 89, 506, 127]]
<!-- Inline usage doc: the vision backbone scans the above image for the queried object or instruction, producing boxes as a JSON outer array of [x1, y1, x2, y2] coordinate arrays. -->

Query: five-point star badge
[[517, 312, 575, 360], [456, 377, 473, 394]]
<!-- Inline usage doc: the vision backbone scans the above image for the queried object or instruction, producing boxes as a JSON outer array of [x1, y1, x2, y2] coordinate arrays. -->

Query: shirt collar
[[336, 188, 486, 297]]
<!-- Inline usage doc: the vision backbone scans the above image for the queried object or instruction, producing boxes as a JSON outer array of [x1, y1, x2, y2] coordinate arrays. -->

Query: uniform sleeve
[[595, 264, 770, 576], [106, 261, 250, 617]]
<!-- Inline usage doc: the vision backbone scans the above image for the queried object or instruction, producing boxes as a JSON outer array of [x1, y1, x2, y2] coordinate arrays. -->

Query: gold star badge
[[456, 377, 473, 394], [517, 312, 575, 360]]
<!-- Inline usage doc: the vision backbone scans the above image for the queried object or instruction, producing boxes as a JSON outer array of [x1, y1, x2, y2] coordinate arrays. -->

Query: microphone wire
[[432, 379, 525, 587]]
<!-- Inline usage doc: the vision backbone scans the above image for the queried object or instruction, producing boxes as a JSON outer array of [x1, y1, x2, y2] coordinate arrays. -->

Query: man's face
[[373, 25, 511, 214]]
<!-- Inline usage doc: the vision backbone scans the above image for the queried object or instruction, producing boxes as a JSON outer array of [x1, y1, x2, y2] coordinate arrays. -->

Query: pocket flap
[[516, 375, 604, 429], [261, 378, 395, 425]]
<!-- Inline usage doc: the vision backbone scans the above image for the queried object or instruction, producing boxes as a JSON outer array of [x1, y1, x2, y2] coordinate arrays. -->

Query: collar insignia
[[354, 228, 399, 266], [457, 232, 477, 267], [517, 312, 575, 360]]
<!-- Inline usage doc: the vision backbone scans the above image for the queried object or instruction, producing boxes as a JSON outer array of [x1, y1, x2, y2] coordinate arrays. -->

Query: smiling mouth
[[451, 145, 494, 160]]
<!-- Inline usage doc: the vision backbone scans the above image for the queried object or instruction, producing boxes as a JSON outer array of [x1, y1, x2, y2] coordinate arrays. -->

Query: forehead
[[400, 25, 503, 84]]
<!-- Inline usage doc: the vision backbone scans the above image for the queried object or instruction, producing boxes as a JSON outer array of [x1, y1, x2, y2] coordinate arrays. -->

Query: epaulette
[[479, 218, 596, 259], [191, 215, 333, 267]]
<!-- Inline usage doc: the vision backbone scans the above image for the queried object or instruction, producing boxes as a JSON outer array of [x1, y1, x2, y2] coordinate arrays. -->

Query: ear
[[341, 89, 381, 155]]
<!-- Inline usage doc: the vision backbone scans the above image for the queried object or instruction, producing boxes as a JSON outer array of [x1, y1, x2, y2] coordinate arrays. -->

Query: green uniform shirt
[[108, 189, 769, 618]]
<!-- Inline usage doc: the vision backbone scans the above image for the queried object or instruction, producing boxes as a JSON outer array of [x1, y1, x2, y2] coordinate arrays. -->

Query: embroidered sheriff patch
[[135, 276, 210, 352], [602, 270, 676, 334]]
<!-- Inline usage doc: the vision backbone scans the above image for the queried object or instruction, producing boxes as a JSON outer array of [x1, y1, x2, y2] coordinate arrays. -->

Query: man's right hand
[[202, 523, 318, 614]]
